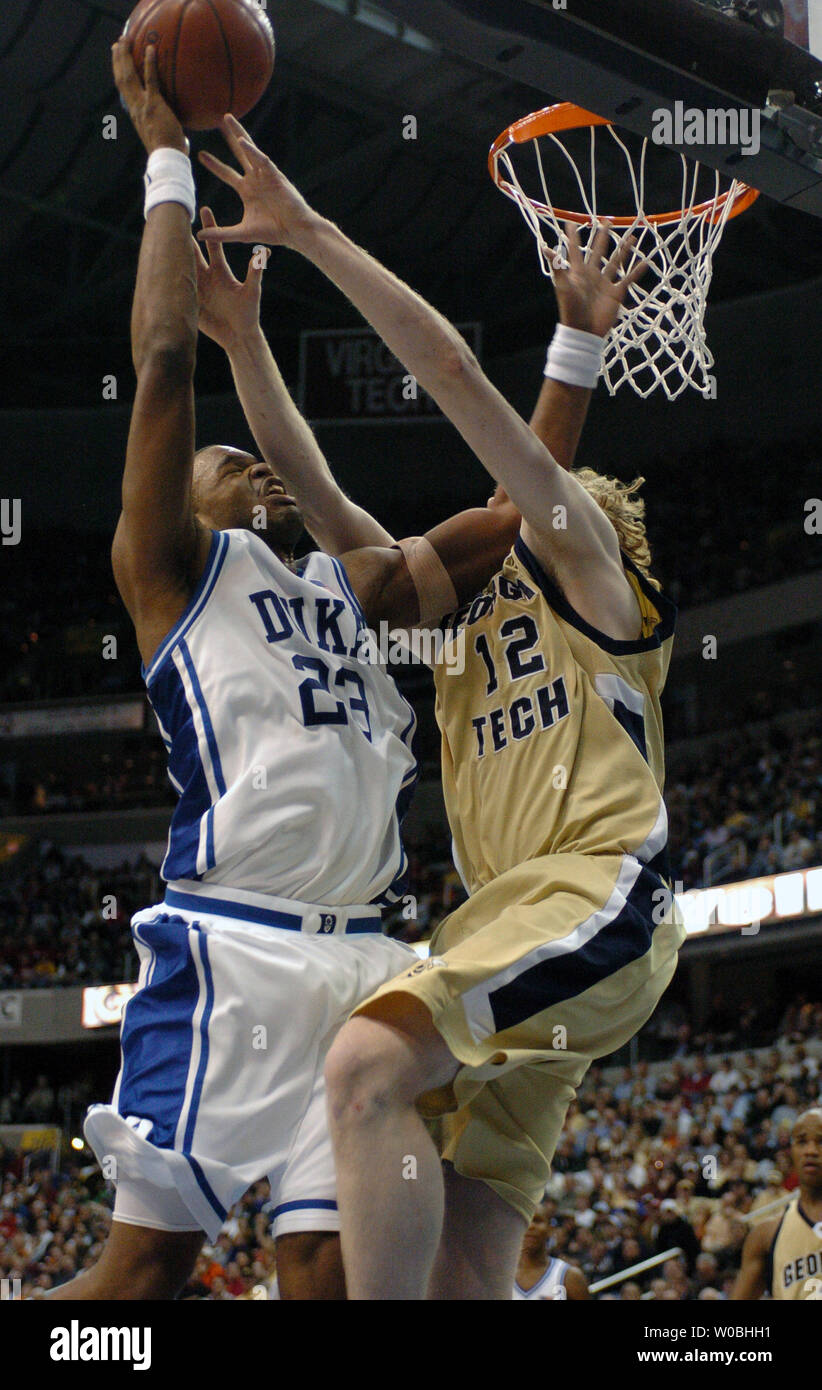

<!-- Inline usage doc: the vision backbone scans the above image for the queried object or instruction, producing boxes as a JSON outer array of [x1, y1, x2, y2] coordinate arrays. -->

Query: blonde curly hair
[[573, 467, 660, 589]]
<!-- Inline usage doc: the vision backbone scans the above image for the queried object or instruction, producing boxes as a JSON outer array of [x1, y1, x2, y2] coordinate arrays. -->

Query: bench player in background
[[514, 1204, 590, 1301], [733, 1109, 822, 1300], [51, 40, 526, 1302], [200, 119, 684, 1299]]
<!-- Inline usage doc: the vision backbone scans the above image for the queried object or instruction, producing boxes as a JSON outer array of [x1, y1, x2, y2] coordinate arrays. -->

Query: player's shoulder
[[299, 547, 373, 614], [563, 1262, 590, 1299], [512, 529, 676, 653]]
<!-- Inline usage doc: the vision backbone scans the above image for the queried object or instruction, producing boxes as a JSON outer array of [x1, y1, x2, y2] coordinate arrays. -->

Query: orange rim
[[489, 102, 760, 227]]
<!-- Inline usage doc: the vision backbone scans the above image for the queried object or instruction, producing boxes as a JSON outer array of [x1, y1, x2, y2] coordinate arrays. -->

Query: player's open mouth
[[259, 481, 295, 504]]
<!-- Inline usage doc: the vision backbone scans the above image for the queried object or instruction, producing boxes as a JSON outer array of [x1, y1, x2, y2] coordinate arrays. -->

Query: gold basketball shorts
[[354, 851, 685, 1223]]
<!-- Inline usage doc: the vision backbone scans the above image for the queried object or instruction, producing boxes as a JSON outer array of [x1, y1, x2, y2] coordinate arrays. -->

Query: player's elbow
[[437, 340, 481, 383], [134, 336, 197, 385]]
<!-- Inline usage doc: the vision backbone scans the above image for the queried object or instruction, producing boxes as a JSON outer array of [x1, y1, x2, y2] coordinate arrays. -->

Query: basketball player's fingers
[[143, 44, 161, 98], [197, 222, 248, 244], [610, 259, 648, 302], [111, 39, 142, 104], [221, 116, 272, 175], [246, 249, 269, 287], [621, 256, 650, 289], [590, 224, 615, 268], [222, 113, 268, 161], [198, 150, 244, 191], [563, 221, 585, 270], [219, 114, 258, 171], [199, 207, 231, 270], [237, 137, 271, 170], [604, 232, 638, 281]]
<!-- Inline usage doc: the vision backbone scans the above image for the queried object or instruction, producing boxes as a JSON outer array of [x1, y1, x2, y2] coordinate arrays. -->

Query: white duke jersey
[[143, 529, 417, 906], [513, 1258, 570, 1300]]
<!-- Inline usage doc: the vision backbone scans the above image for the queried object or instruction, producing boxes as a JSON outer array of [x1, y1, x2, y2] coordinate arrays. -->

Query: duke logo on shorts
[[85, 530, 418, 1238]]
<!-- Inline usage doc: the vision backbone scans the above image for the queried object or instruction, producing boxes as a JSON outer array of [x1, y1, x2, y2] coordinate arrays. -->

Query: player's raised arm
[[529, 224, 636, 470], [110, 40, 210, 666], [194, 203, 394, 553], [199, 120, 646, 639]]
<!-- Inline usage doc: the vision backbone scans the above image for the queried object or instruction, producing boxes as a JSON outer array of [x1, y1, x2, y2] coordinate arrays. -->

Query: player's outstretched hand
[[193, 207, 268, 350], [198, 115, 319, 250], [552, 223, 648, 338], [112, 39, 188, 156]]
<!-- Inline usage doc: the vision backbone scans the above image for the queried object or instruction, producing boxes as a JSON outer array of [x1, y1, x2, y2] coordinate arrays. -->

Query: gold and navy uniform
[[769, 1200, 822, 1300], [357, 536, 685, 1221], [439, 537, 672, 886]]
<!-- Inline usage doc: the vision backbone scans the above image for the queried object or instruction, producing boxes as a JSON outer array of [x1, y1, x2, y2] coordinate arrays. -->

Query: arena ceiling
[[2, 0, 822, 407]]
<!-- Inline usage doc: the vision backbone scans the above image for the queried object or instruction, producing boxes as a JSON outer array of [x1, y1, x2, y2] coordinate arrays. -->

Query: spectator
[[701, 1192, 746, 1261], [22, 1076, 55, 1124], [653, 1200, 701, 1274]]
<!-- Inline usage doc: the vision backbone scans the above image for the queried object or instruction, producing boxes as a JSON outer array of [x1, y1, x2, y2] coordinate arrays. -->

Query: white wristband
[[144, 148, 196, 223], [544, 323, 605, 389]]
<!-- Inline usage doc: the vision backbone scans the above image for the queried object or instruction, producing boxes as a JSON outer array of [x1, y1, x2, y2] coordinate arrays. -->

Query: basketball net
[[489, 105, 759, 400]]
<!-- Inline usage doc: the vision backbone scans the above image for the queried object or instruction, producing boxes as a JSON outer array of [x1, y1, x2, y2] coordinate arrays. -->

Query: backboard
[[376, 0, 822, 216]]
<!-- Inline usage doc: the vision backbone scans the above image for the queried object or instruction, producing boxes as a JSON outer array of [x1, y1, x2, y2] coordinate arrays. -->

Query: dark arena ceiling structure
[[1, 0, 822, 409]]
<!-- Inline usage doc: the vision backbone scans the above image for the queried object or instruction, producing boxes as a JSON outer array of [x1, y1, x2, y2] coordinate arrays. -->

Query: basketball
[[124, 0, 275, 131]]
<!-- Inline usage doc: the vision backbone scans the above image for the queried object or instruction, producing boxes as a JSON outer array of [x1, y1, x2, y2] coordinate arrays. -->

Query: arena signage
[[0, 700, 144, 738], [0, 992, 23, 1028], [0, 1124, 61, 1157], [81, 984, 139, 1029], [678, 864, 822, 937], [298, 324, 482, 423]]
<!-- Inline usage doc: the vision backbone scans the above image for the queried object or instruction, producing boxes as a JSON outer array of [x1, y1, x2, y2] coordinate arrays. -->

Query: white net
[[492, 116, 757, 400]]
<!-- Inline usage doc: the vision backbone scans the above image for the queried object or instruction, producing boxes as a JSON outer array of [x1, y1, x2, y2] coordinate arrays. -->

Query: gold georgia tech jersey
[[434, 535, 678, 893], [770, 1200, 822, 1300]]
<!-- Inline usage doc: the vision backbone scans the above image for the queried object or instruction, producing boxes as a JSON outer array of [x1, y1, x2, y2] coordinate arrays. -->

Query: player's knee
[[325, 1017, 416, 1126]]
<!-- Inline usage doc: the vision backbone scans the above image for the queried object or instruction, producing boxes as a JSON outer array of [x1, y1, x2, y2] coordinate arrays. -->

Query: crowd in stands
[[0, 1161, 280, 1300], [641, 433, 821, 607], [13, 743, 174, 818], [544, 997, 822, 1299], [1, 532, 138, 706], [666, 719, 822, 889], [0, 846, 157, 991], [0, 1073, 96, 1132], [2, 996, 818, 1299]]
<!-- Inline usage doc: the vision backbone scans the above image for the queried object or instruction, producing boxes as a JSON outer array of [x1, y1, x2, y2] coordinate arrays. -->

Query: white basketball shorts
[[84, 889, 416, 1241]]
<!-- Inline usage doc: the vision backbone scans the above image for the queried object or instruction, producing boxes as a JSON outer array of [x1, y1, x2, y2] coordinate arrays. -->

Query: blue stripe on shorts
[[118, 915, 201, 1150]]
